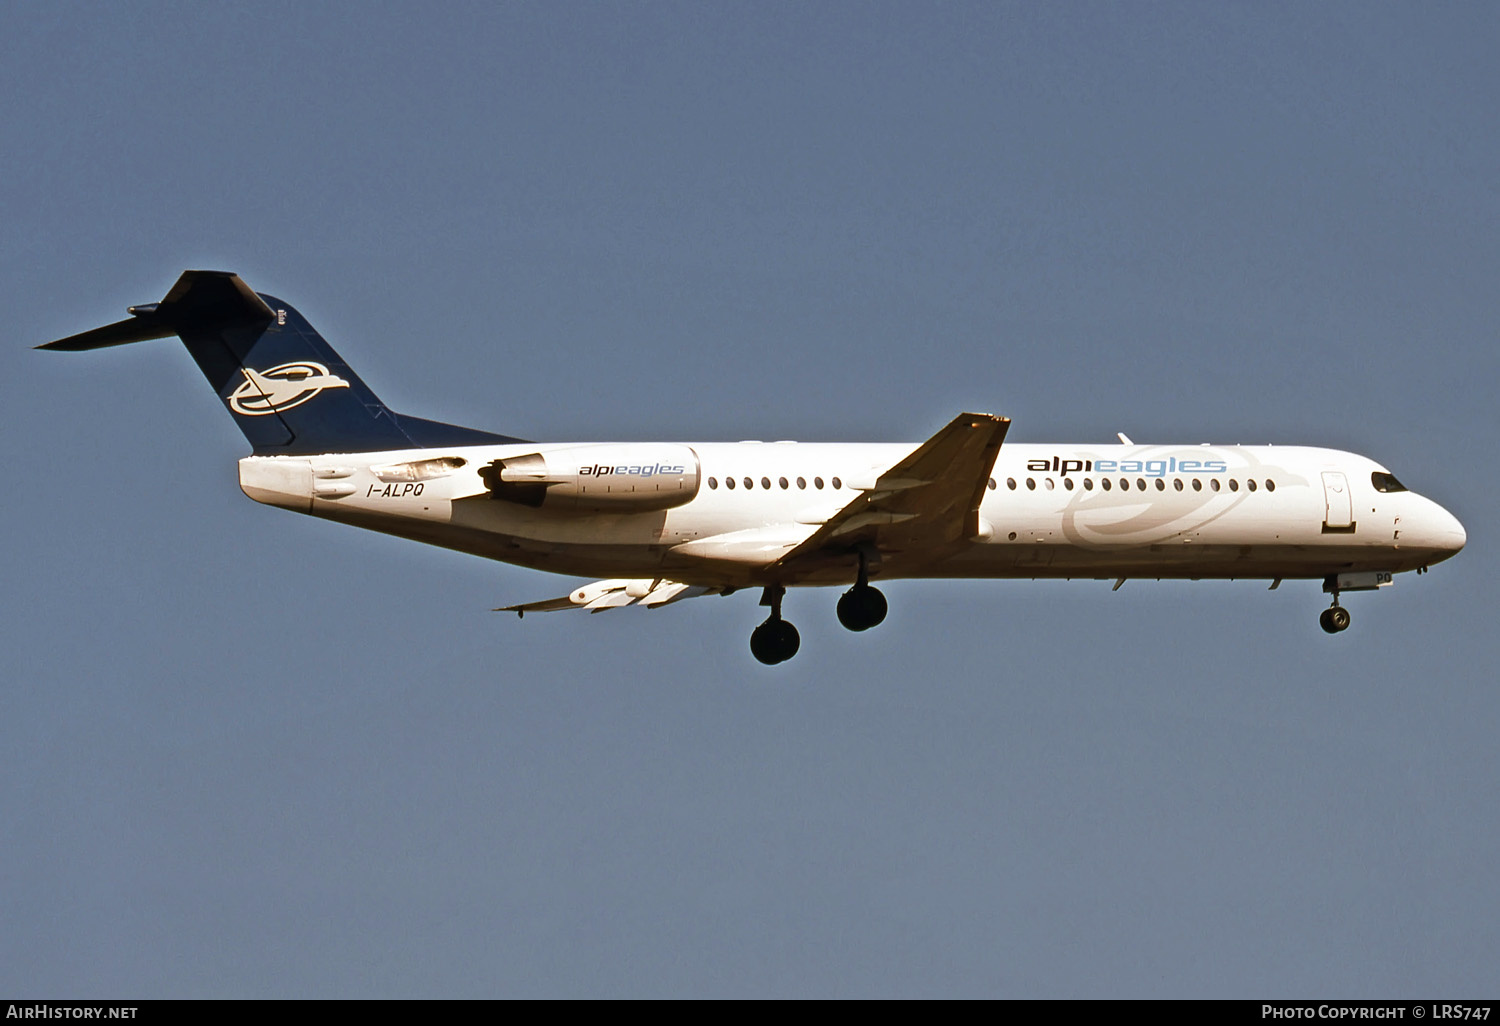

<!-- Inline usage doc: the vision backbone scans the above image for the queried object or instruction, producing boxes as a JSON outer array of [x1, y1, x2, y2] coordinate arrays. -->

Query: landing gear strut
[[837, 548, 887, 632], [1319, 585, 1352, 635], [750, 585, 800, 665]]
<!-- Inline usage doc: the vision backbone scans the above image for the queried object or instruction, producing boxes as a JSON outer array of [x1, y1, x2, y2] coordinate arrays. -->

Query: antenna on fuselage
[[1117, 432, 1134, 445]]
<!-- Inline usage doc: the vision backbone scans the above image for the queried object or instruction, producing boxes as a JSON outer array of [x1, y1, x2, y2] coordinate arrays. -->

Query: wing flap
[[669, 524, 820, 565]]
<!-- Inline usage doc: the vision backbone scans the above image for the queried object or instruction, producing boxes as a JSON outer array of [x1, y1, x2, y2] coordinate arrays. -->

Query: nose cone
[[1440, 507, 1467, 555], [1413, 499, 1466, 564]]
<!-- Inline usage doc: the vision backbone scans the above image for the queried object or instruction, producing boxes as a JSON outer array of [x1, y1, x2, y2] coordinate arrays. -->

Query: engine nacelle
[[481, 444, 701, 511]]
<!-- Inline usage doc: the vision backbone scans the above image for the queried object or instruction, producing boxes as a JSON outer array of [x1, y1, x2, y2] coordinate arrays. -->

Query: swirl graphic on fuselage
[[1049, 446, 1308, 546], [228, 362, 350, 416]]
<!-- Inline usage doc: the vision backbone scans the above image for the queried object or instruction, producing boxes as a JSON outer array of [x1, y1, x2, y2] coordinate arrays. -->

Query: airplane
[[39, 270, 1467, 664]]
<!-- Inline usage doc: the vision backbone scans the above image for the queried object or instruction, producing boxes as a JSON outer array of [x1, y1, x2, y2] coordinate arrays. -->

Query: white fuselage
[[239, 440, 1467, 589]]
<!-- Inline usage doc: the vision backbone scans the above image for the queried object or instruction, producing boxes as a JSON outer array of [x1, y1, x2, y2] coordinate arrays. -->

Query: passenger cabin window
[[743, 477, 753, 489], [761, 477, 771, 490], [1007, 478, 1017, 490], [1371, 471, 1407, 493], [726, 477, 736, 489], [988, 478, 996, 490], [1026, 478, 1036, 490], [1265, 479, 1276, 492], [708, 477, 718, 489], [1173, 479, 1183, 491], [797, 477, 807, 489], [832, 477, 842, 489], [779, 477, 789, 489], [814, 477, 824, 489]]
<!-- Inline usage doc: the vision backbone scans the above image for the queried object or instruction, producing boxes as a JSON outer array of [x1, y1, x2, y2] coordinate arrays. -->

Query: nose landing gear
[[1317, 571, 1396, 633], [1319, 576, 1351, 634], [1319, 604, 1351, 634], [750, 585, 801, 665]]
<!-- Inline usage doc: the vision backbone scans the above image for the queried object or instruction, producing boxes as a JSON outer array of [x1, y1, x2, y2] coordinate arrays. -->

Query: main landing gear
[[749, 582, 890, 665], [749, 554, 890, 664], [750, 585, 801, 665], [836, 549, 887, 632]]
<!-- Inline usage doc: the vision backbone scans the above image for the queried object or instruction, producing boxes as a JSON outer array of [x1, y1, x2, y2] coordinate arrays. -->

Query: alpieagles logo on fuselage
[[228, 362, 350, 416], [1027, 455, 1229, 476]]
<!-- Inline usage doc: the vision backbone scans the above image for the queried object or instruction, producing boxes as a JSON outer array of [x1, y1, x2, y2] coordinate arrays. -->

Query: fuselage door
[[1321, 471, 1355, 531]]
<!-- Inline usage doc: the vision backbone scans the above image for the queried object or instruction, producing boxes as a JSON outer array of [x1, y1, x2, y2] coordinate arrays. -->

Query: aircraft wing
[[497, 578, 726, 616], [773, 412, 1010, 574]]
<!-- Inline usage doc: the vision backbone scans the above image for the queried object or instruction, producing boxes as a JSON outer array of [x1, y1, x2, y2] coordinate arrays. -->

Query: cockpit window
[[1371, 471, 1407, 493]]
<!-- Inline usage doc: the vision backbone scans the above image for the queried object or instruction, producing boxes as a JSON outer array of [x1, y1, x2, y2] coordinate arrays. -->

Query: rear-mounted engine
[[480, 444, 701, 511]]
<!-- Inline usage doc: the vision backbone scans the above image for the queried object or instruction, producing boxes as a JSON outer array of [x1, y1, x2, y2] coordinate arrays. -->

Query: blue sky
[[3, 1, 1496, 997]]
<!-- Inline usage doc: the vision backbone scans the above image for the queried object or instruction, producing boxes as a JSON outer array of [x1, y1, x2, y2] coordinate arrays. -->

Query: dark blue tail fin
[[39, 270, 520, 454]]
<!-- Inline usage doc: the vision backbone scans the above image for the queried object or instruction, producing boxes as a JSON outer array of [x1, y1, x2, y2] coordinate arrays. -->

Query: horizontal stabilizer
[[497, 578, 723, 616], [38, 271, 274, 351], [36, 316, 176, 351]]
